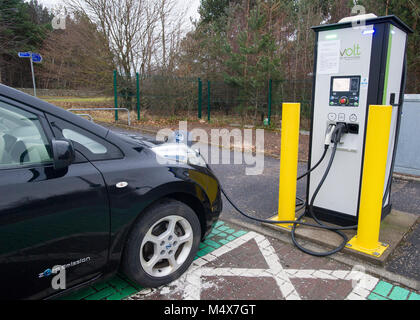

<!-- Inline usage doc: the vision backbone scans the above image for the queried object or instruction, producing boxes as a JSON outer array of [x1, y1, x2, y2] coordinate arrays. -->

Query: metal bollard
[[346, 105, 393, 257], [275, 103, 301, 229]]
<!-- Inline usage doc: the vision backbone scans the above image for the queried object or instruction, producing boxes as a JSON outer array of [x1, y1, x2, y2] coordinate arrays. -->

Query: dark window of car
[[0, 101, 53, 169], [48, 115, 123, 161]]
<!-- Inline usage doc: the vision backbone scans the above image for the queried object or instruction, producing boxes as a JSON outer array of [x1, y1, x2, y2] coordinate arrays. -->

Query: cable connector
[[331, 123, 348, 144], [324, 124, 336, 148]]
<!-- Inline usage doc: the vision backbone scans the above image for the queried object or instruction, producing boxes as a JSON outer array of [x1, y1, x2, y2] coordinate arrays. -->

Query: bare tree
[[66, 0, 187, 76], [67, 0, 156, 76], [38, 13, 114, 91]]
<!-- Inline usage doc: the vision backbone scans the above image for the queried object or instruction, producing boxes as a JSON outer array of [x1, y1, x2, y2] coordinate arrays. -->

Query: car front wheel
[[121, 199, 201, 288]]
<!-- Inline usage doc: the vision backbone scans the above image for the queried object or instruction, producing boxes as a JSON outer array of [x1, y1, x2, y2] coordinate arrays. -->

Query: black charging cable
[[297, 123, 335, 182], [297, 146, 328, 181], [292, 123, 353, 256], [213, 123, 359, 257]]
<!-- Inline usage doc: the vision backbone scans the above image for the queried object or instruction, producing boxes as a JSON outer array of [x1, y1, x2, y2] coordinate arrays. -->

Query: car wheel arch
[[165, 192, 209, 239], [107, 182, 213, 275], [121, 190, 210, 253]]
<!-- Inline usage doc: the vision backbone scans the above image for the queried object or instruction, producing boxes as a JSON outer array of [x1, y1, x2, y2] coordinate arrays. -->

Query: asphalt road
[[108, 125, 420, 281], [109, 125, 420, 219], [210, 154, 420, 221]]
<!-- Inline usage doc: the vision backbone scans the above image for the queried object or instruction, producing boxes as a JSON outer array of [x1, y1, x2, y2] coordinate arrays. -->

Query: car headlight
[[151, 144, 207, 167]]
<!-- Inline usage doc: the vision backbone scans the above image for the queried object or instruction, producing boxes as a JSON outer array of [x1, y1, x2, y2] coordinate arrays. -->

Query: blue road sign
[[18, 52, 31, 58], [31, 53, 42, 63], [17, 51, 40, 96], [18, 52, 42, 63]]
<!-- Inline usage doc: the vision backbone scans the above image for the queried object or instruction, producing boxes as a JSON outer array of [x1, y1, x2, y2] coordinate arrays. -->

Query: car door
[[0, 99, 110, 300]]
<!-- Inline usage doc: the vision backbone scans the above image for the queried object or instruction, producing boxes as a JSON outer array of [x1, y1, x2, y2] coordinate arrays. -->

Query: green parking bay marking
[[59, 225, 420, 301], [58, 221, 248, 300], [367, 280, 420, 301]]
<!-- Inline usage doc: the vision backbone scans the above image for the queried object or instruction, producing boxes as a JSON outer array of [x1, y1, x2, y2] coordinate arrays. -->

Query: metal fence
[[198, 78, 313, 124], [141, 75, 198, 117], [113, 70, 313, 124]]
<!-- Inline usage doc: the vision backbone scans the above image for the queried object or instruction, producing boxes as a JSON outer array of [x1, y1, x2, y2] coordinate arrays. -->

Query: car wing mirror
[[52, 139, 75, 171]]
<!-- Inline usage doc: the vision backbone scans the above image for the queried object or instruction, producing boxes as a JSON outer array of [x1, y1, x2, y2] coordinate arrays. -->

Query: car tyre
[[121, 198, 201, 288]]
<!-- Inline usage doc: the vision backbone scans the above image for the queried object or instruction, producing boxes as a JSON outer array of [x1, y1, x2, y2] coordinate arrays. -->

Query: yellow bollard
[[347, 105, 392, 257], [273, 103, 301, 229]]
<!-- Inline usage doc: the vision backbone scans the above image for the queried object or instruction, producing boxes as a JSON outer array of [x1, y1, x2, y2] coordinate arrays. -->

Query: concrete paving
[[265, 209, 418, 266]]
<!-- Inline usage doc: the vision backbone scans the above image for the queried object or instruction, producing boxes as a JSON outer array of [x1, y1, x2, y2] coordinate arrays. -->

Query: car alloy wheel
[[140, 215, 193, 277], [121, 198, 202, 288]]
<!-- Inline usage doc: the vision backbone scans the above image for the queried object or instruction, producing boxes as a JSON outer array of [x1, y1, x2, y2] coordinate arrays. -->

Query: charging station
[[307, 15, 413, 226]]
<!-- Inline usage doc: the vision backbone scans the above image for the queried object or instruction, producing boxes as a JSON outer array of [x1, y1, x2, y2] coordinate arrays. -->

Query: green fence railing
[[112, 70, 313, 125]]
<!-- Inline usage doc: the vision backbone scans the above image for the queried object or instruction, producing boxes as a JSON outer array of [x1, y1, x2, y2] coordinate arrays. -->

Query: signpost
[[31, 53, 43, 63], [18, 52, 42, 97], [18, 52, 31, 58]]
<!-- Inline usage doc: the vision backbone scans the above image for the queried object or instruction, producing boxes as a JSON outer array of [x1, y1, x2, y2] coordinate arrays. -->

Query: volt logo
[[341, 44, 361, 57]]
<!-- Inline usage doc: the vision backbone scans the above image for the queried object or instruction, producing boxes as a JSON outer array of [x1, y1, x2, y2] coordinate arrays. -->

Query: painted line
[[129, 231, 382, 300]]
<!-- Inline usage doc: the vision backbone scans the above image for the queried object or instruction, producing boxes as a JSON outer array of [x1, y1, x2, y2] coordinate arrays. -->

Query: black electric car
[[0, 84, 222, 300]]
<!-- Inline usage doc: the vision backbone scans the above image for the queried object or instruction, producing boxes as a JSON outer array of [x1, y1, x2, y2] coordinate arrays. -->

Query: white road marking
[[129, 231, 379, 300]]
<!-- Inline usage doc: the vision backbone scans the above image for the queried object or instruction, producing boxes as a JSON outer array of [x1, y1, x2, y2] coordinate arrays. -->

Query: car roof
[[0, 84, 109, 138]]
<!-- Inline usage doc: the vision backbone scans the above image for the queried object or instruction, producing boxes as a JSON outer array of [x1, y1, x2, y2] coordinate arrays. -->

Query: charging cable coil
[[215, 123, 359, 257]]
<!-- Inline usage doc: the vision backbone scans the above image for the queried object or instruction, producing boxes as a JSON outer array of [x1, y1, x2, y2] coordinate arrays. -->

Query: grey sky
[[36, 0, 201, 24]]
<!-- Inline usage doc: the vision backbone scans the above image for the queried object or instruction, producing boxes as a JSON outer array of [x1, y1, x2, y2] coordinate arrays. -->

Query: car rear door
[[0, 99, 110, 300]]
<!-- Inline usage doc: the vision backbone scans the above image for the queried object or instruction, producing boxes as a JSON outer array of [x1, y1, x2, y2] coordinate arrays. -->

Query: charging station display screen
[[329, 76, 361, 107], [333, 78, 351, 92]]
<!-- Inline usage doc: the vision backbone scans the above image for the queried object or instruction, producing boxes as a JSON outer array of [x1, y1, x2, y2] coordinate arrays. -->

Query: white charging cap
[[339, 14, 377, 24]]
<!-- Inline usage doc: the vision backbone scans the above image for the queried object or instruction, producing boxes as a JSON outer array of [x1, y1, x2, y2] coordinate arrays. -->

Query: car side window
[[62, 129, 108, 155], [0, 101, 53, 169], [48, 115, 123, 161]]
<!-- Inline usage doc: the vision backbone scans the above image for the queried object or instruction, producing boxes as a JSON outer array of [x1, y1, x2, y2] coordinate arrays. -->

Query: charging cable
[[298, 124, 335, 181], [213, 123, 359, 257]]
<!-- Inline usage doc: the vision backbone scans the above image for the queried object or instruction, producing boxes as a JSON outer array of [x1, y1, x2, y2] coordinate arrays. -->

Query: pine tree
[[357, 0, 419, 92], [0, 0, 52, 85], [199, 0, 231, 24], [223, 1, 282, 122]]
